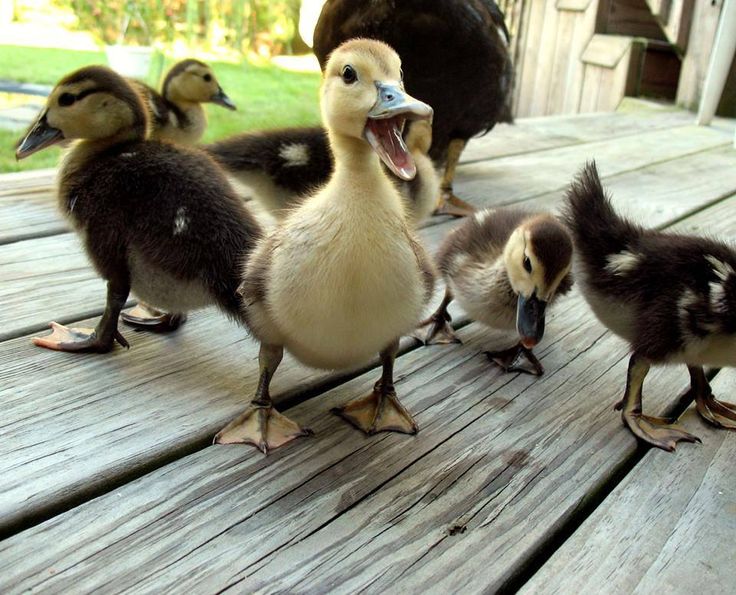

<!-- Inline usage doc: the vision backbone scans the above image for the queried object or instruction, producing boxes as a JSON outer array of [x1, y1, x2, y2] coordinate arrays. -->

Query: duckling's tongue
[[365, 117, 416, 181]]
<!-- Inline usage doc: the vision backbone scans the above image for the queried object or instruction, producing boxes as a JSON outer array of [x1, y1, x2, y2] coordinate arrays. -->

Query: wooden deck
[[1, 102, 735, 593]]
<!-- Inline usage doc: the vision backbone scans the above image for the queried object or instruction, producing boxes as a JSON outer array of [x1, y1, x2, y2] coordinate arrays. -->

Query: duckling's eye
[[58, 93, 76, 107], [523, 256, 532, 273], [341, 65, 357, 84], [203, 73, 212, 82]]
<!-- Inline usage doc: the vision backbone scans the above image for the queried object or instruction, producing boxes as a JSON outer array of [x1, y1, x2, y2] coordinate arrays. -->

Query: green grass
[[0, 45, 322, 173]]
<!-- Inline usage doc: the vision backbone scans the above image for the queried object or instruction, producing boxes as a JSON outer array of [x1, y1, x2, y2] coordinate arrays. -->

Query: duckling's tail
[[563, 162, 640, 265]]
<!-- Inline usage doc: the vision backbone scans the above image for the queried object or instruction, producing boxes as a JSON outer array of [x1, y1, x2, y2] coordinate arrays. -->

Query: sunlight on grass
[[0, 45, 322, 172]]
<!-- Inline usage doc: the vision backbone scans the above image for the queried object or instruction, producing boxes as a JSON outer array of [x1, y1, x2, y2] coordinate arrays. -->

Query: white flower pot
[[105, 45, 155, 80]]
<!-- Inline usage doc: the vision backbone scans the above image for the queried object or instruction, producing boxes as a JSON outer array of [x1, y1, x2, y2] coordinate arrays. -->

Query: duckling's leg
[[215, 343, 312, 453], [414, 289, 461, 345], [615, 354, 701, 452], [690, 365, 736, 429], [332, 339, 418, 435], [434, 139, 475, 218], [121, 302, 187, 332], [485, 343, 544, 376], [33, 279, 130, 353]]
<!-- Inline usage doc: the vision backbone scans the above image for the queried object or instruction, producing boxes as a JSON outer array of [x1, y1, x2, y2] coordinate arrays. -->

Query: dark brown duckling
[[131, 58, 236, 145], [205, 118, 438, 226], [418, 207, 573, 375], [15, 65, 261, 354], [566, 162, 736, 451]]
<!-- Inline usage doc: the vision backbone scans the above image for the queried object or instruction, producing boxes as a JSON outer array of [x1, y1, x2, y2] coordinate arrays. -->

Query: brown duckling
[[215, 39, 436, 452], [566, 162, 736, 451], [131, 58, 236, 145], [206, 118, 438, 226], [15, 65, 261, 354], [418, 207, 573, 376]]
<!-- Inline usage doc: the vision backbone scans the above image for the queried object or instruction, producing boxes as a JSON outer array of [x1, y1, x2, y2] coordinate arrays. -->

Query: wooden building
[[499, 0, 735, 117]]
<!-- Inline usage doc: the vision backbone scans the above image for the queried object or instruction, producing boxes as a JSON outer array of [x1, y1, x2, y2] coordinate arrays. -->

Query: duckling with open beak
[[417, 207, 573, 376], [217, 39, 436, 451]]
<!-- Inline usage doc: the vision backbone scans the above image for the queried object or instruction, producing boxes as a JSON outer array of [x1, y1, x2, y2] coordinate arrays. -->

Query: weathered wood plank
[[456, 125, 733, 210], [0, 281, 696, 593], [2, 154, 736, 590], [521, 372, 736, 595], [0, 233, 139, 342]]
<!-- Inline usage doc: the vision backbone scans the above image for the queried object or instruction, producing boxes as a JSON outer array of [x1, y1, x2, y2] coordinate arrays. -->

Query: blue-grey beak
[[365, 82, 433, 181], [15, 110, 64, 160], [211, 86, 236, 110], [367, 82, 433, 121], [516, 292, 547, 348]]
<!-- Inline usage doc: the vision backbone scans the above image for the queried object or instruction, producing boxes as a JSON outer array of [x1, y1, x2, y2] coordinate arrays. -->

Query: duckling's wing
[[205, 127, 334, 197]]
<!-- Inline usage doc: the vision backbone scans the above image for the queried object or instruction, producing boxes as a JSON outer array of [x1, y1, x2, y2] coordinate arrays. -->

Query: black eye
[[203, 73, 212, 82], [341, 65, 357, 84], [58, 92, 75, 107], [523, 256, 532, 273]]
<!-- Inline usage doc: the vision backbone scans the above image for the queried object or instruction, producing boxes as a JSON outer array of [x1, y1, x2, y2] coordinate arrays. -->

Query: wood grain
[[521, 371, 736, 594]]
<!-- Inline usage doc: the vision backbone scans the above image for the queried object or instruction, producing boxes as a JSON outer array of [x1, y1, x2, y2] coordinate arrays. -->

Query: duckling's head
[[16, 65, 148, 159], [163, 59, 236, 110], [321, 38, 433, 180], [503, 216, 573, 348]]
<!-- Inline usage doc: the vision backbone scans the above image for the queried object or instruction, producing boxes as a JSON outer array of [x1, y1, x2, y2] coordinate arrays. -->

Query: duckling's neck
[[329, 133, 396, 202]]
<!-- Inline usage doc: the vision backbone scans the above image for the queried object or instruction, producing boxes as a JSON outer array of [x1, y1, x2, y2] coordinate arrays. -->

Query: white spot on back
[[705, 254, 734, 282], [710, 281, 727, 313], [279, 143, 310, 167], [173, 206, 189, 236], [120, 152, 136, 158], [606, 250, 640, 275], [473, 209, 493, 225]]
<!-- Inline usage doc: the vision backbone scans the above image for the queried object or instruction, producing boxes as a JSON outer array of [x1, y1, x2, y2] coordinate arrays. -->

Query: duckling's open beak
[[211, 87, 236, 110], [15, 111, 64, 160], [365, 82, 433, 181], [516, 292, 547, 349]]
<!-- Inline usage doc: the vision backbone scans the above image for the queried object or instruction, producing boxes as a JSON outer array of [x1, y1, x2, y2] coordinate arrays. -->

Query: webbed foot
[[333, 380, 418, 435], [414, 312, 461, 345], [485, 344, 544, 376], [696, 392, 736, 429], [121, 303, 187, 332], [620, 411, 701, 452], [214, 402, 312, 453], [33, 321, 129, 353], [434, 192, 476, 217]]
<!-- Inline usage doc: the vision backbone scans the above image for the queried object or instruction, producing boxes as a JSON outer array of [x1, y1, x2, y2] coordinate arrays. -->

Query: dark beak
[[367, 83, 433, 122], [516, 292, 547, 348], [210, 86, 236, 110], [15, 111, 64, 160]]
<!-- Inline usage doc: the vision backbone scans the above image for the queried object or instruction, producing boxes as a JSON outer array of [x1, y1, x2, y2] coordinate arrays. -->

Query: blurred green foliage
[[60, 0, 303, 53]]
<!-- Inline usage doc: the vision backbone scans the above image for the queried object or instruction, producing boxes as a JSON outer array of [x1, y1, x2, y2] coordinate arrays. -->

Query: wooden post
[[696, 0, 736, 126]]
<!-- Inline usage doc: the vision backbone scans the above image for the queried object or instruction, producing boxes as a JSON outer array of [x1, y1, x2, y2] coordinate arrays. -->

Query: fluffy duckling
[[122, 61, 235, 330], [15, 65, 261, 354], [418, 207, 573, 376], [206, 118, 438, 226], [131, 59, 236, 145], [215, 39, 436, 451], [566, 162, 736, 451]]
